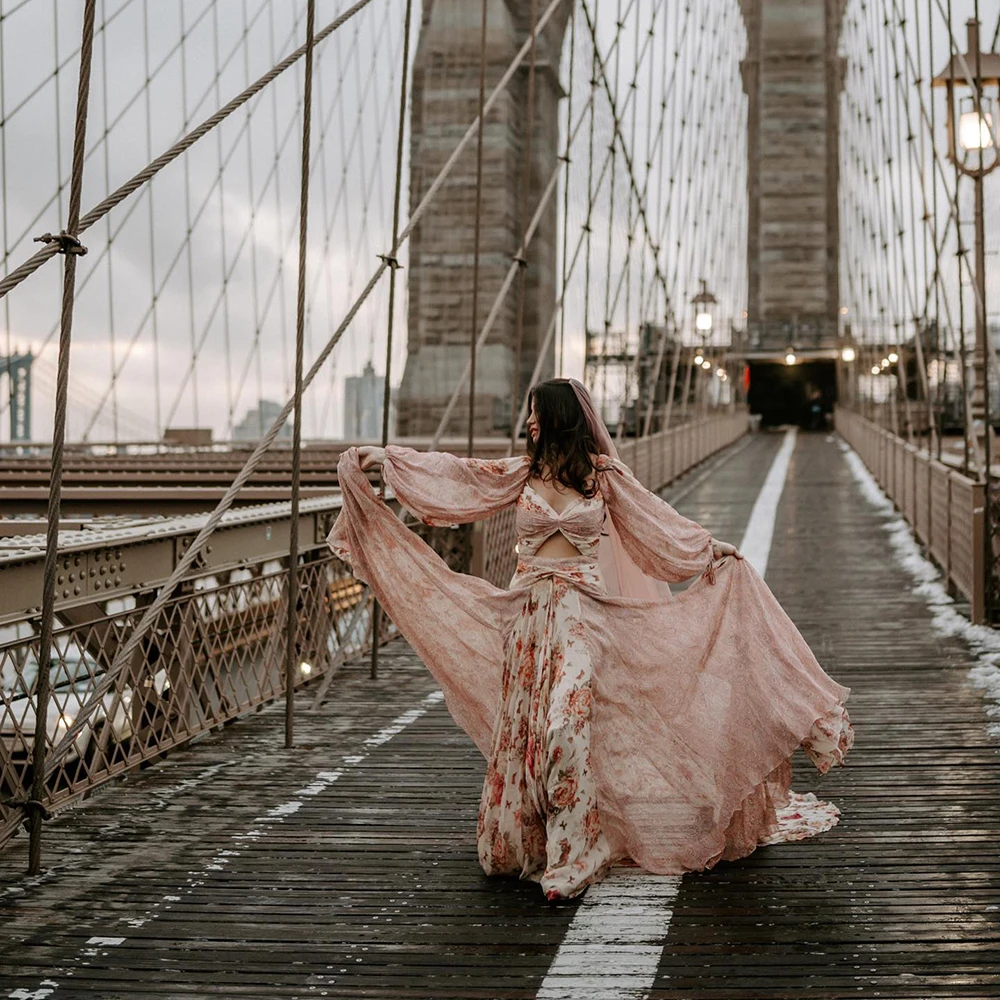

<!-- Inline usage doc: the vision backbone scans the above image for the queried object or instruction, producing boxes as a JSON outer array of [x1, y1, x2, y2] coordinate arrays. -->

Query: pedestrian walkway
[[1, 429, 998, 999]]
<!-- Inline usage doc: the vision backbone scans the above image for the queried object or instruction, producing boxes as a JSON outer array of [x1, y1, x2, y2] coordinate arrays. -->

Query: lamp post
[[932, 17, 1000, 442], [933, 17, 1000, 622], [691, 279, 717, 413]]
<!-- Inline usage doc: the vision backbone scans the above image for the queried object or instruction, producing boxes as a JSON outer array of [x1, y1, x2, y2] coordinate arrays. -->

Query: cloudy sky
[[0, 0, 995, 443]]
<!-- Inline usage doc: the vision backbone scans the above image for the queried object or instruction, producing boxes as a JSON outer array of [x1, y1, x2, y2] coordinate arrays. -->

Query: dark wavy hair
[[526, 379, 600, 498]]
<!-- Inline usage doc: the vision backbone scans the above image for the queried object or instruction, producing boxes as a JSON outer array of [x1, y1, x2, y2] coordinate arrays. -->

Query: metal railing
[[835, 405, 985, 622], [0, 495, 468, 850]]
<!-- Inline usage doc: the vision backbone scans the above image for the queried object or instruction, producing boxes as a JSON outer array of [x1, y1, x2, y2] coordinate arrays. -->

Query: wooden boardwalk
[[2, 429, 999, 999]]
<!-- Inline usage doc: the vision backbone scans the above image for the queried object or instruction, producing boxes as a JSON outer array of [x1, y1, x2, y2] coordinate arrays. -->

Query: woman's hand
[[711, 538, 743, 561], [357, 445, 387, 471]]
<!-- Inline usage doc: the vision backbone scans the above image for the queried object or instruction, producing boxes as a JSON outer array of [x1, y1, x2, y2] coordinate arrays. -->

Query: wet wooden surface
[[1, 429, 998, 999]]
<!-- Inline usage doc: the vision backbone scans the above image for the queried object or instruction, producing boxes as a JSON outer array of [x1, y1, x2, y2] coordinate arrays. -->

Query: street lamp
[[691, 278, 718, 344], [690, 278, 718, 413], [932, 17, 1000, 437]]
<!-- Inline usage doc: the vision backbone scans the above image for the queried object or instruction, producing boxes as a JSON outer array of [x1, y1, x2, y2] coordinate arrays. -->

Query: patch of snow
[[838, 438, 1000, 740]]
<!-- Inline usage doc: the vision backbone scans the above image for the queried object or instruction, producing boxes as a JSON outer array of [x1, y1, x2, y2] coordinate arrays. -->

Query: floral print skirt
[[477, 555, 614, 900]]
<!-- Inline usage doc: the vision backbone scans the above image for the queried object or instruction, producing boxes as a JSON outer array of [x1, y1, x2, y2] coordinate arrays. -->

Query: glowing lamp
[[690, 279, 717, 340], [932, 19, 1000, 168], [959, 102, 995, 151]]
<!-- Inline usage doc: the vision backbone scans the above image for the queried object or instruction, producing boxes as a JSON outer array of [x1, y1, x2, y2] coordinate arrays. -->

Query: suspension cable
[[28, 0, 97, 876]]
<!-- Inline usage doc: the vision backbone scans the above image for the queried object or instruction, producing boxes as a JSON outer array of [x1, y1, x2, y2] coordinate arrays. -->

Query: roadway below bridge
[[1, 428, 998, 998], [0, 439, 515, 517]]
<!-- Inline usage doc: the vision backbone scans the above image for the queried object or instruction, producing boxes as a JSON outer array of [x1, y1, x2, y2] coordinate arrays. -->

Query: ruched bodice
[[515, 482, 605, 558]]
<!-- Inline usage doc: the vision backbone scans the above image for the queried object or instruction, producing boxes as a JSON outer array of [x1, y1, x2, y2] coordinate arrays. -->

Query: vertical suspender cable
[[28, 0, 97, 876], [0, 4, 11, 430], [884, 2, 915, 441], [947, 0, 973, 476], [583, 0, 599, 393], [927, 0, 944, 461], [370, 0, 413, 681], [599, 0, 623, 419], [973, 0, 993, 619], [179, 4, 200, 428], [510, 0, 539, 448], [99, 0, 119, 442], [557, 2, 576, 378], [907, 0, 935, 449], [142, 0, 162, 440], [286, 0, 316, 748], [468, 0, 489, 456]]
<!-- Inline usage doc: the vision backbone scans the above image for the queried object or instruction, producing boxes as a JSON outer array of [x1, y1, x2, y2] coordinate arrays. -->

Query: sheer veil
[[562, 378, 676, 601]]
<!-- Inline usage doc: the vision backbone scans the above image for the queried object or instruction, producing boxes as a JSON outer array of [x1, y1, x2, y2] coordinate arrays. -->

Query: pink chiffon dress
[[328, 445, 853, 899]]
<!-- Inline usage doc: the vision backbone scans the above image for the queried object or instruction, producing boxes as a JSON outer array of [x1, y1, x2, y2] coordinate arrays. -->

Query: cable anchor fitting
[[34, 231, 88, 256], [512, 254, 528, 269], [377, 253, 402, 271], [0, 797, 52, 820]]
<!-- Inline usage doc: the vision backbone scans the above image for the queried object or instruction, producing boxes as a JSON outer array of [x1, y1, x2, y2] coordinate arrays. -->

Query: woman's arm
[[597, 455, 740, 582], [355, 444, 530, 526]]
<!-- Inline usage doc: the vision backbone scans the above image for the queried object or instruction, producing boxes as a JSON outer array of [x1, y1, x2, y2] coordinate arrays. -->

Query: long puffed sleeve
[[596, 454, 714, 583], [379, 445, 531, 526]]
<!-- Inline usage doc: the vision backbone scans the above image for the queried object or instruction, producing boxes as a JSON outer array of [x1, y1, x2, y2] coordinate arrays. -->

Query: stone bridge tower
[[396, 0, 568, 437], [739, 0, 846, 354]]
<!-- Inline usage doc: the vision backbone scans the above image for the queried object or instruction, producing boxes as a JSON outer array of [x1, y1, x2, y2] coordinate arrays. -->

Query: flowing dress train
[[328, 446, 854, 898]]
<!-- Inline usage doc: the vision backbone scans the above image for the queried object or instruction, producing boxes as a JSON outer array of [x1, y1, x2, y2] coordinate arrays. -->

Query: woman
[[328, 378, 852, 901]]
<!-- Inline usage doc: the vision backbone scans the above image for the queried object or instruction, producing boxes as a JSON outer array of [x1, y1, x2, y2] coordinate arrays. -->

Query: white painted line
[[738, 427, 797, 578], [536, 871, 681, 999], [9, 688, 446, 1000], [537, 431, 795, 999]]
